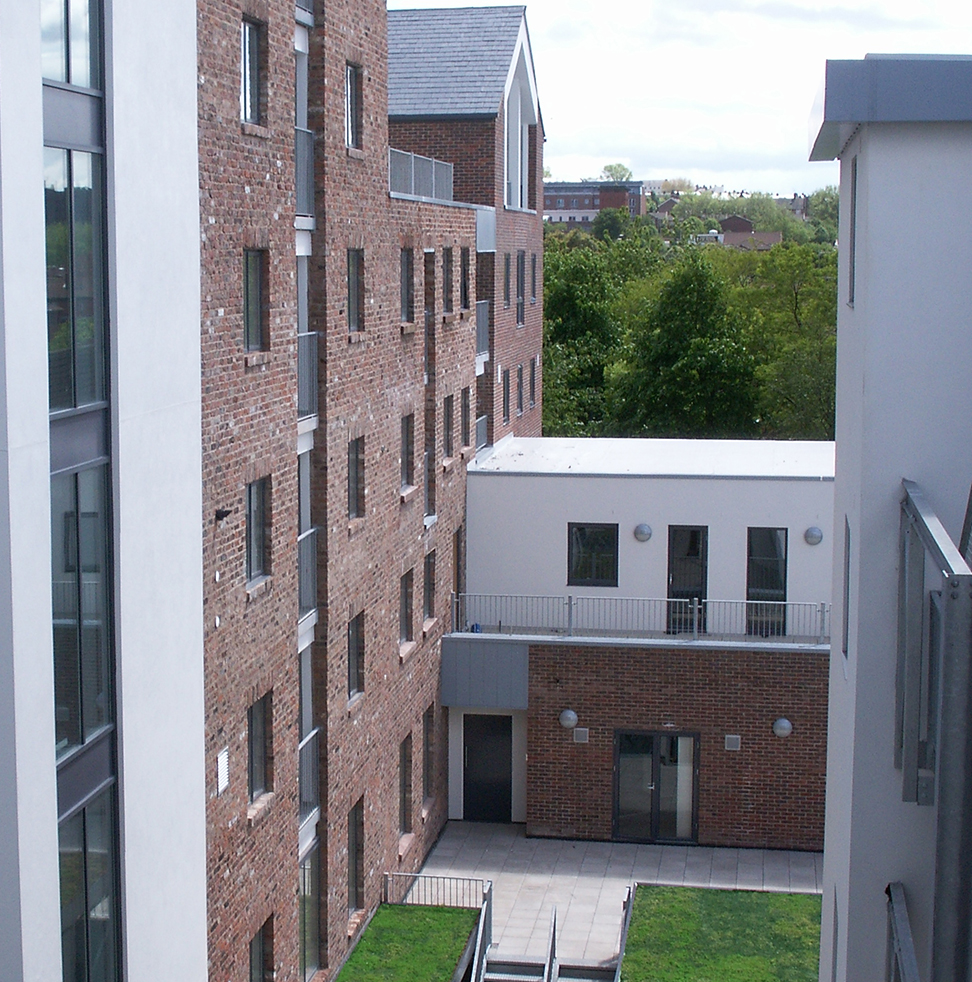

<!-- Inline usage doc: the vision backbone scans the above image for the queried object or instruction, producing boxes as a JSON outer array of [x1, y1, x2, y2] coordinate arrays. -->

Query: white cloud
[[387, 0, 972, 193]]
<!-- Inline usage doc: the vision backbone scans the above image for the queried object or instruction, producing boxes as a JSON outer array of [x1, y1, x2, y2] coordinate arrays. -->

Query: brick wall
[[310, 2, 478, 975], [198, 0, 302, 978], [527, 643, 827, 851]]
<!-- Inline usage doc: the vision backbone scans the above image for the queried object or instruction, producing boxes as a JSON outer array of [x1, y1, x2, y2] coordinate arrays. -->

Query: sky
[[386, 0, 972, 196]]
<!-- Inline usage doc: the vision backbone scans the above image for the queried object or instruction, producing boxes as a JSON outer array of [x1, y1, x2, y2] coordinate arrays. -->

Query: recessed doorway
[[463, 714, 512, 822]]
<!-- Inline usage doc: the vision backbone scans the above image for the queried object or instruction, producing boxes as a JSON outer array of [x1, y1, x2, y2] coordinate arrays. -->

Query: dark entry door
[[667, 526, 708, 633], [463, 714, 512, 822], [614, 731, 698, 842]]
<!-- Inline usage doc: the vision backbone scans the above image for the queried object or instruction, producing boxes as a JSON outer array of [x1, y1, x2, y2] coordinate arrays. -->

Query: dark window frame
[[529, 358, 536, 408], [399, 734, 413, 834], [516, 250, 525, 325], [241, 18, 264, 125], [250, 917, 274, 982], [348, 248, 364, 332], [423, 551, 436, 622], [345, 62, 363, 149], [401, 414, 415, 489], [400, 569, 413, 643], [502, 369, 510, 423], [516, 364, 524, 415], [443, 395, 454, 459], [503, 253, 511, 308], [348, 435, 365, 519], [246, 476, 271, 582], [348, 610, 365, 697], [531, 253, 537, 303], [460, 247, 470, 310], [567, 522, 619, 588], [248, 691, 272, 801], [461, 387, 471, 448], [244, 248, 268, 351], [400, 247, 414, 323], [442, 247, 454, 314], [348, 798, 364, 911], [423, 705, 435, 802]]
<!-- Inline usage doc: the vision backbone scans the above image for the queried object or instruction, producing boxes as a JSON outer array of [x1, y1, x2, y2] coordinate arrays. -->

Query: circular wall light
[[772, 717, 794, 738], [804, 526, 824, 546], [634, 524, 652, 542], [559, 709, 578, 729]]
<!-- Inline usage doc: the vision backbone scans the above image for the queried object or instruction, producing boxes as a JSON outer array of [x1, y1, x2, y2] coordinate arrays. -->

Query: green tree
[[807, 186, 838, 244], [607, 251, 758, 437], [591, 207, 630, 242], [601, 163, 633, 182]]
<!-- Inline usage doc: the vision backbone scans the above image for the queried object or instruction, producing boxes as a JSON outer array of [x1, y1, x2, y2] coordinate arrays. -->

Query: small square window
[[443, 395, 454, 459], [241, 20, 263, 125], [248, 691, 272, 801], [348, 249, 364, 332], [400, 570, 413, 643], [348, 436, 365, 519], [400, 248, 414, 323], [246, 477, 270, 582], [401, 414, 415, 489], [244, 250, 268, 351], [423, 551, 436, 622], [567, 522, 619, 588], [345, 63, 362, 149], [348, 611, 365, 697]]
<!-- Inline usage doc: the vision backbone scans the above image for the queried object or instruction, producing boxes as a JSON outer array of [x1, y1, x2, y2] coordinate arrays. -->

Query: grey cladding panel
[[441, 637, 528, 709], [43, 85, 103, 151]]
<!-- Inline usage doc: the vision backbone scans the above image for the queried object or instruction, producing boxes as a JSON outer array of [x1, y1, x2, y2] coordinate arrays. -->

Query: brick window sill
[[348, 330, 366, 344], [247, 791, 275, 828], [347, 147, 365, 161], [459, 445, 474, 461], [398, 832, 416, 860], [400, 321, 417, 336], [442, 457, 455, 474], [241, 121, 271, 139], [348, 517, 366, 538], [441, 312, 456, 326], [421, 798, 435, 824], [347, 909, 367, 939], [422, 616, 439, 640], [246, 575, 272, 602], [245, 350, 271, 369], [347, 691, 364, 716], [399, 640, 417, 663], [400, 484, 420, 505]]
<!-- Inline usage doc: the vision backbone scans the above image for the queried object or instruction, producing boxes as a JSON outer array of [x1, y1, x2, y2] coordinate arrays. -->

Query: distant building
[[544, 180, 648, 226]]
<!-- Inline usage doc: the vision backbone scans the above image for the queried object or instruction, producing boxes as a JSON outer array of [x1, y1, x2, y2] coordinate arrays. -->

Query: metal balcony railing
[[885, 883, 920, 982], [299, 728, 319, 824], [295, 127, 314, 217], [383, 873, 486, 909], [298, 527, 317, 618], [475, 414, 488, 450], [389, 148, 454, 201], [297, 331, 318, 419], [295, 0, 313, 11], [451, 593, 830, 644], [476, 300, 489, 356]]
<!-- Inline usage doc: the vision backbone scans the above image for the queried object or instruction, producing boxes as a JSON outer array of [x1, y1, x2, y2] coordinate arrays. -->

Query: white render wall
[[0, 2, 64, 977], [108, 0, 208, 978], [466, 469, 834, 606], [820, 122, 972, 982]]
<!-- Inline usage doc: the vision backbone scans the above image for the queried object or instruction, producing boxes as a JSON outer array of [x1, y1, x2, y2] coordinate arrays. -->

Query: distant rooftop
[[470, 437, 835, 481], [388, 6, 526, 119], [810, 54, 972, 161]]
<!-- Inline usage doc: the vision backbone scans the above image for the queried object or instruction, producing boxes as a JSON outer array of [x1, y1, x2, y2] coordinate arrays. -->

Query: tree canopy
[[601, 163, 633, 182]]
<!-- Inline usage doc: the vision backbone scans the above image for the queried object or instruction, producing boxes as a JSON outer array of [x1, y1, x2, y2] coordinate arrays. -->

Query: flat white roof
[[470, 437, 835, 481]]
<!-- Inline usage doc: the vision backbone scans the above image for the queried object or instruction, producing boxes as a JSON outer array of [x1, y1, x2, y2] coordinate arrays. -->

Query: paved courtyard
[[420, 821, 824, 964]]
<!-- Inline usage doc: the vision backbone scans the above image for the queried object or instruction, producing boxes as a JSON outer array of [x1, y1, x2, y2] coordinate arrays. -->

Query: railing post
[[819, 601, 827, 644], [567, 595, 573, 636], [452, 591, 457, 632], [383, 873, 388, 904], [692, 597, 699, 639]]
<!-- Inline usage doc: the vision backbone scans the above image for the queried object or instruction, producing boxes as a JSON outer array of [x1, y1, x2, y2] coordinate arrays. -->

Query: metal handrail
[[472, 881, 493, 982], [475, 415, 488, 450], [382, 872, 485, 908], [613, 886, 635, 982], [886, 882, 921, 982], [452, 593, 831, 644], [543, 907, 557, 982]]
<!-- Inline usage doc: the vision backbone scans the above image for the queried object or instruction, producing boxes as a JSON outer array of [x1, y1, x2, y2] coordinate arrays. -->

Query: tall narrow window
[[399, 734, 413, 834], [746, 528, 787, 637], [502, 369, 510, 423], [348, 799, 364, 912], [516, 364, 524, 415], [298, 644, 318, 822], [423, 705, 435, 801], [842, 517, 851, 657], [298, 451, 316, 617], [299, 848, 320, 981], [453, 525, 465, 597], [461, 387, 471, 448], [348, 611, 365, 697], [848, 156, 857, 306], [424, 551, 436, 622], [442, 247, 454, 314], [348, 248, 364, 332], [516, 250, 525, 325], [247, 477, 271, 582], [400, 248, 414, 323], [248, 692, 272, 801], [345, 63, 362, 149], [401, 414, 415, 489], [249, 918, 274, 982], [504, 253, 511, 308], [400, 570, 413, 643], [460, 247, 470, 310], [531, 253, 537, 302], [348, 436, 365, 519], [443, 395, 454, 459], [241, 19, 262, 124], [244, 249, 268, 351], [529, 358, 536, 407]]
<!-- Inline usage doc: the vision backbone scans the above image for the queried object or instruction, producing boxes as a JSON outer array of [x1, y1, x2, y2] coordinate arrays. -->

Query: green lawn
[[621, 885, 821, 982], [336, 904, 480, 982]]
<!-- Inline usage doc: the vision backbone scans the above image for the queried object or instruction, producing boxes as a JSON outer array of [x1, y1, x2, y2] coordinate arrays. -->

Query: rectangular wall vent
[[217, 747, 229, 794], [573, 727, 589, 744], [724, 734, 741, 752]]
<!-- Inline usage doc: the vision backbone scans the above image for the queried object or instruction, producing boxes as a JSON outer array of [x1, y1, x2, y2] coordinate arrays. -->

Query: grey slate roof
[[809, 54, 972, 161], [388, 6, 526, 118]]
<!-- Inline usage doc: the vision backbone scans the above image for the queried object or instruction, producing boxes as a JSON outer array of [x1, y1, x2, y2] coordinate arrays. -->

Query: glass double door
[[614, 732, 697, 842]]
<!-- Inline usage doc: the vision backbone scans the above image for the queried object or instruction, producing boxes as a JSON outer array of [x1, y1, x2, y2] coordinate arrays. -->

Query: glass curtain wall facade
[[42, 1, 120, 978]]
